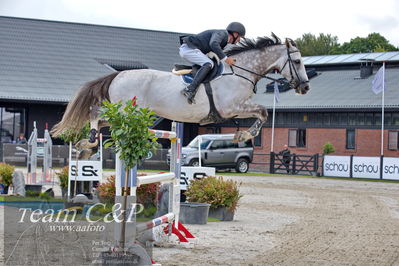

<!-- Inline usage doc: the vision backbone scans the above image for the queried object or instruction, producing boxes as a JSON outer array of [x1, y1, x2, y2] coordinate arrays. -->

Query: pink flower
[[132, 96, 137, 106]]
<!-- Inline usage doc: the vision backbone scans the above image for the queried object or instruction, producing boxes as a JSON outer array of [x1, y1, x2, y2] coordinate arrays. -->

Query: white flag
[[274, 81, 280, 103], [372, 65, 385, 94]]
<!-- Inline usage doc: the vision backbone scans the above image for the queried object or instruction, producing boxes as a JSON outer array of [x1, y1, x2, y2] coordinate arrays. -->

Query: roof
[[1, 16, 399, 110], [0, 16, 184, 103], [303, 52, 399, 66], [197, 134, 235, 140], [253, 67, 399, 110]]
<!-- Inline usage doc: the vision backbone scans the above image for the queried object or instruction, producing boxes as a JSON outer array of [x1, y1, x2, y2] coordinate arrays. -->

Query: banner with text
[[324, 155, 399, 180], [352, 156, 380, 179], [382, 157, 399, 180], [69, 160, 102, 181], [323, 155, 351, 177]]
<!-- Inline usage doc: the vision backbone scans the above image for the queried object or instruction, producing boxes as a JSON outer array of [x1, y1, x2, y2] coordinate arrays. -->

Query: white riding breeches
[[179, 44, 214, 68]]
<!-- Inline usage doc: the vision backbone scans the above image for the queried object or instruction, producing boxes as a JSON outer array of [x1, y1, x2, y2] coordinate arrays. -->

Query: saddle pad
[[180, 63, 225, 85]]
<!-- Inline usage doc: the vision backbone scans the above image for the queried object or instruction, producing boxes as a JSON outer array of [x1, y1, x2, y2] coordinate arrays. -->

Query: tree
[[295, 33, 341, 56], [340, 33, 398, 53]]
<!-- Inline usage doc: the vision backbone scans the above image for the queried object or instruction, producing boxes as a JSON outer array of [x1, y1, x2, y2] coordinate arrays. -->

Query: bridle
[[280, 47, 309, 88], [225, 45, 309, 92]]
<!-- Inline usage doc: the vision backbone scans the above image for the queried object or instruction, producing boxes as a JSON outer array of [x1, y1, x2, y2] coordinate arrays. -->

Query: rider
[[179, 22, 246, 104]]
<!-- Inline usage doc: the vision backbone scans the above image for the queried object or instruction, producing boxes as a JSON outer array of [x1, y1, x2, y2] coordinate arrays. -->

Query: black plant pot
[[179, 202, 211, 224], [61, 187, 68, 198], [208, 206, 235, 221]]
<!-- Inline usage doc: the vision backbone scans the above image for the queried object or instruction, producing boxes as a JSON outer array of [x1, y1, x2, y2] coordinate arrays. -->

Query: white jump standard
[[115, 122, 196, 264]]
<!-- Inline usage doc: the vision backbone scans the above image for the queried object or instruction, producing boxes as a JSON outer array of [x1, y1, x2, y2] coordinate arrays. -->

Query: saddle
[[172, 53, 225, 84]]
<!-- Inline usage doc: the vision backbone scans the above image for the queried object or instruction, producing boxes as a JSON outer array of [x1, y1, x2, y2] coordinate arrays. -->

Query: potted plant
[[97, 175, 116, 204], [100, 97, 159, 249], [323, 142, 336, 155], [96, 174, 159, 218], [185, 176, 243, 221], [55, 166, 69, 198], [0, 163, 15, 194]]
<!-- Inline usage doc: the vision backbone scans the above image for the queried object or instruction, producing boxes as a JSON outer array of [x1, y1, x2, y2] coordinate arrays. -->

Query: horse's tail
[[51, 72, 120, 137]]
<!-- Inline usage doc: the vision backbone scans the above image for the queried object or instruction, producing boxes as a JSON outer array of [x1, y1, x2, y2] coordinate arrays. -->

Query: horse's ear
[[285, 38, 297, 48], [285, 38, 291, 48]]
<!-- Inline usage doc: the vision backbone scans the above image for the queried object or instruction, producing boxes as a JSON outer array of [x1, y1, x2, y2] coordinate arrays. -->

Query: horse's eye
[[294, 59, 301, 64]]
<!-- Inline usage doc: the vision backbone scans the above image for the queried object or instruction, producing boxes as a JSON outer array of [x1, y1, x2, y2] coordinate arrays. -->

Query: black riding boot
[[181, 63, 212, 104]]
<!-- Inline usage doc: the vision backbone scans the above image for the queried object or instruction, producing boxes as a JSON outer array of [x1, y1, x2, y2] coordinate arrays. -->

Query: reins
[[222, 46, 308, 93]]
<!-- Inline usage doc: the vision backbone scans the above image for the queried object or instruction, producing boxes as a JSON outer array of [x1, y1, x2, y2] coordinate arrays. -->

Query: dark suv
[[168, 134, 254, 173]]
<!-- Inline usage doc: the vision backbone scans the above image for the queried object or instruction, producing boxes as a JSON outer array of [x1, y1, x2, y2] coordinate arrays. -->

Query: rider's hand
[[224, 57, 236, 66]]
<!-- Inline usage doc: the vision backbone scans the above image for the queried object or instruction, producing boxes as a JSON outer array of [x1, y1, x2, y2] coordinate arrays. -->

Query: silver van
[[168, 134, 253, 173]]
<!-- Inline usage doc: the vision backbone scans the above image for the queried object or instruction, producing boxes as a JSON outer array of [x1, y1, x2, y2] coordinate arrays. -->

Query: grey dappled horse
[[52, 36, 309, 155]]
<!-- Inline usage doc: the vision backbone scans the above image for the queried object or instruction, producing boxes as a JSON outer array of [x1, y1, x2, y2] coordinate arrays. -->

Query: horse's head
[[279, 39, 310, 94]]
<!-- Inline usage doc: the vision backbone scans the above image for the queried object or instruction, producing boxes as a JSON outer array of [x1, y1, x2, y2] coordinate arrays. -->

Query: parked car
[[167, 134, 253, 173]]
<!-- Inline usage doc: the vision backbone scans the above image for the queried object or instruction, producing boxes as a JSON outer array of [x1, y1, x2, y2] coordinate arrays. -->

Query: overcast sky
[[1, 0, 399, 47]]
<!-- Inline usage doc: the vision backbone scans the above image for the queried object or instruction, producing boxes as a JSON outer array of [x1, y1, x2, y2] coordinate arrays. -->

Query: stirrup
[[181, 88, 196, 104]]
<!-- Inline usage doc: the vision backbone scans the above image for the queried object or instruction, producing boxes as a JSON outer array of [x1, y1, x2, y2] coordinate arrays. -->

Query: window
[[0, 107, 26, 143], [346, 129, 356, 149], [206, 127, 221, 134], [238, 140, 253, 148], [388, 131, 398, 150], [276, 113, 284, 125], [323, 113, 331, 125], [210, 140, 227, 149], [303, 114, 309, 122], [393, 113, 399, 126], [348, 113, 356, 126], [226, 141, 239, 149], [375, 113, 381, 126], [284, 113, 292, 124], [315, 113, 322, 125], [357, 113, 365, 125], [288, 129, 306, 148], [365, 113, 373, 125], [339, 113, 348, 125], [384, 113, 392, 126], [254, 129, 262, 147], [331, 113, 339, 125]]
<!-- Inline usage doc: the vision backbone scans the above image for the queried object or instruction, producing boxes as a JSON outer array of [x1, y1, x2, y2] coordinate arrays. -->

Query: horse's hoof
[[78, 149, 94, 160], [233, 131, 244, 143]]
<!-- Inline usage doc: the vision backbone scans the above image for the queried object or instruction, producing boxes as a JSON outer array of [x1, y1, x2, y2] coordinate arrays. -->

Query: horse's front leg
[[233, 104, 268, 143]]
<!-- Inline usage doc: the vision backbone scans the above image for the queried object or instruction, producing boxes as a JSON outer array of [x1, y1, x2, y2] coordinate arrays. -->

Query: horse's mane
[[225, 33, 282, 56]]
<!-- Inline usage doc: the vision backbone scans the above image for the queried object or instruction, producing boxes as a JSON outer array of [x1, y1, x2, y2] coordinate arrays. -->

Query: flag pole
[[271, 92, 276, 152], [380, 62, 385, 156]]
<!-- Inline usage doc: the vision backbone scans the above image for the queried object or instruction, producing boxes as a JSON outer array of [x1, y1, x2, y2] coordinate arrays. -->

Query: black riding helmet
[[226, 22, 246, 37]]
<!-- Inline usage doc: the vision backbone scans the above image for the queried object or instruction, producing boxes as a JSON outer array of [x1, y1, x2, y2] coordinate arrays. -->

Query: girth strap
[[199, 82, 225, 124]]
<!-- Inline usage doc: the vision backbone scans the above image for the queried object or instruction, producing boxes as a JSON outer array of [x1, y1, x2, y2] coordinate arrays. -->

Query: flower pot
[[179, 202, 211, 224], [61, 187, 68, 198], [208, 206, 235, 221], [0, 185, 9, 194], [25, 184, 42, 193]]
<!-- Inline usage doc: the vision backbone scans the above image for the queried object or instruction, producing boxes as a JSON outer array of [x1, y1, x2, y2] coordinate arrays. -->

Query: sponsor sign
[[382, 157, 399, 180], [180, 166, 215, 190], [69, 160, 102, 181], [352, 156, 380, 179], [323, 155, 351, 177]]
